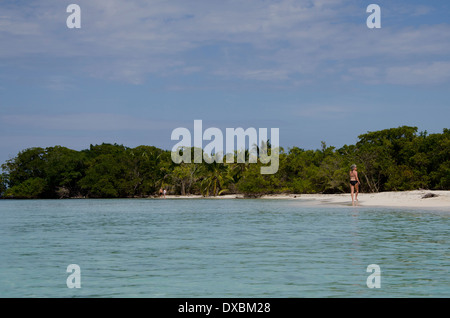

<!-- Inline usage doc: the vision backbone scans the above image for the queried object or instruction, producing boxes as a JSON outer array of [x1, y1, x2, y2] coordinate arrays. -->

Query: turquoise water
[[0, 199, 448, 298]]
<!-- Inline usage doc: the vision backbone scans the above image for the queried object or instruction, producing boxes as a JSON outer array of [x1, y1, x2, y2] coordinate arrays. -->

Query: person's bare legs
[[350, 184, 355, 205], [355, 184, 359, 202]]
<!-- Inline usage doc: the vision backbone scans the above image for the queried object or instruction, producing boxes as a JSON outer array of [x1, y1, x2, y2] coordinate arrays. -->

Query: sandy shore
[[160, 190, 450, 209], [261, 190, 450, 209]]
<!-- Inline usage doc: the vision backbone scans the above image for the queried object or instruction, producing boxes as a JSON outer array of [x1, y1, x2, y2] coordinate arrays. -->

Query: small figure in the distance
[[349, 164, 361, 205]]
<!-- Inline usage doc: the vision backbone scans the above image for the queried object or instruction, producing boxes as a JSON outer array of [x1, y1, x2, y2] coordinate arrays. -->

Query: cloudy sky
[[1, 0, 449, 165]]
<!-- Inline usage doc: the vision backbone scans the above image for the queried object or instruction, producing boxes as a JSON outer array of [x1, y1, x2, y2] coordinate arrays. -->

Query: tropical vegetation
[[1, 126, 448, 199]]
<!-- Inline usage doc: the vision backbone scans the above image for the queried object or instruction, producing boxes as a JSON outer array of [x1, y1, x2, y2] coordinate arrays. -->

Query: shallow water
[[0, 199, 448, 297]]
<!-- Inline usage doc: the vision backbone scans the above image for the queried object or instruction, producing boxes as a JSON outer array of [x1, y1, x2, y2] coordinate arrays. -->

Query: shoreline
[[156, 190, 450, 209], [2, 190, 449, 209]]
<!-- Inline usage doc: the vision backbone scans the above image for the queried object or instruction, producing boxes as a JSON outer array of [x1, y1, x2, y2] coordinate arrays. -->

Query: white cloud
[[385, 61, 450, 85], [0, 113, 180, 131], [344, 61, 450, 85], [1, 0, 449, 85]]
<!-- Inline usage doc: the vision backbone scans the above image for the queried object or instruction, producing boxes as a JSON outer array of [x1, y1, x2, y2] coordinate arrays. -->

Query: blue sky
[[1, 0, 449, 165]]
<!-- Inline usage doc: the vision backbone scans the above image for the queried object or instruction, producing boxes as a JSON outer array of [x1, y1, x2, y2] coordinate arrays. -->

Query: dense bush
[[1, 126, 448, 198]]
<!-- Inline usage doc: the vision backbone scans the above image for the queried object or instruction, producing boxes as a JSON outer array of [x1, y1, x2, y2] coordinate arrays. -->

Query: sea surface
[[0, 198, 448, 298]]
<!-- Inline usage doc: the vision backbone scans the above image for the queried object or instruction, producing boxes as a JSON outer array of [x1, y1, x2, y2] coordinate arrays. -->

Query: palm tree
[[170, 163, 198, 195], [196, 156, 232, 196]]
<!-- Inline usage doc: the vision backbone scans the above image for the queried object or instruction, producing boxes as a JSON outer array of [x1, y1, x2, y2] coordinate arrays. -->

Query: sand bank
[[160, 190, 450, 209], [261, 190, 450, 209]]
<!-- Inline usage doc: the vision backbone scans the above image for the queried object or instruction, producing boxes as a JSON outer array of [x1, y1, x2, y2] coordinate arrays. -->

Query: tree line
[[1, 126, 448, 199]]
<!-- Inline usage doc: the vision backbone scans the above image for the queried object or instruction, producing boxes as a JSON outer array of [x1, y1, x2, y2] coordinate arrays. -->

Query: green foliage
[[196, 158, 233, 197], [78, 144, 170, 198], [1, 126, 449, 199], [0, 173, 9, 197], [236, 164, 273, 196], [170, 163, 198, 195], [2, 147, 47, 187], [5, 177, 47, 198], [44, 146, 86, 197]]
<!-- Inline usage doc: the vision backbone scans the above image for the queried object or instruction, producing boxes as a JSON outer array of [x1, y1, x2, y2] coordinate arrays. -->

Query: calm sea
[[0, 198, 448, 298]]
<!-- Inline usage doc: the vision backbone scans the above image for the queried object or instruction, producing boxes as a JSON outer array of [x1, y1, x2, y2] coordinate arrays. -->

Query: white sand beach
[[260, 190, 450, 209], [161, 190, 450, 209]]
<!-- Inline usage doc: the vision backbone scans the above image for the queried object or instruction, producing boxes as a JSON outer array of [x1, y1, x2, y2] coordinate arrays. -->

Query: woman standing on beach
[[349, 164, 360, 205]]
